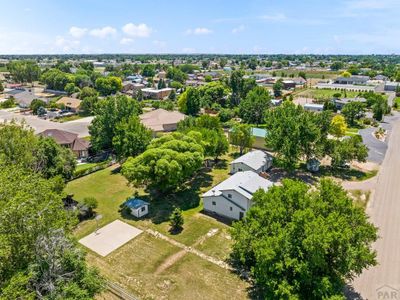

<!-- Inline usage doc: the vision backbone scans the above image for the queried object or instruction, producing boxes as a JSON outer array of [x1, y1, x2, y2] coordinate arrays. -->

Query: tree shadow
[[344, 284, 364, 300], [266, 167, 318, 185], [119, 168, 213, 225]]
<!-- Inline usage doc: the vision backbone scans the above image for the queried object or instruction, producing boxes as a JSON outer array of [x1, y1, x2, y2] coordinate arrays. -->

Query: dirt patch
[[154, 249, 187, 275]]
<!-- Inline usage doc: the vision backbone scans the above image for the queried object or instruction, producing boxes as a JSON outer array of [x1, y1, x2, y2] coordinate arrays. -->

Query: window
[[228, 194, 232, 199], [238, 168, 242, 171], [141, 206, 146, 212], [230, 207, 233, 211], [212, 201, 216, 206]]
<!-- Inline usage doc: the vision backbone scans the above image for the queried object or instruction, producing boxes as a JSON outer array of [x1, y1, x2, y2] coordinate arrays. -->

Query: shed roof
[[230, 150, 272, 171], [124, 198, 149, 209]]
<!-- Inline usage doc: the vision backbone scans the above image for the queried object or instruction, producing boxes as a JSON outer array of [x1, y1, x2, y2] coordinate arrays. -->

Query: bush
[[83, 197, 98, 210], [0, 97, 16, 109]]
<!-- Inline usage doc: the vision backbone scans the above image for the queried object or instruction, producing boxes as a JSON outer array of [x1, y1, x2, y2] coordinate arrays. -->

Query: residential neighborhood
[[1, 1, 400, 300]]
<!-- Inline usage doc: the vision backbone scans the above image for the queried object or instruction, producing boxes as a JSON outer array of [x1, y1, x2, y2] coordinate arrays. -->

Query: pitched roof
[[124, 198, 149, 209], [56, 97, 81, 109], [38, 129, 78, 145], [230, 150, 273, 171], [139, 108, 186, 132], [72, 138, 90, 151], [203, 170, 273, 199]]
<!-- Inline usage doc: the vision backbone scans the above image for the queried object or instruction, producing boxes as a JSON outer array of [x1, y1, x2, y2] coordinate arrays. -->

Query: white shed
[[230, 150, 273, 174], [124, 198, 149, 218]]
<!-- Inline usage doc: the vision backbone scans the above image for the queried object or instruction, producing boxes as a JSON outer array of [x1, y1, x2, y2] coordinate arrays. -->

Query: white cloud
[[69, 26, 87, 38], [260, 13, 287, 22], [55, 36, 80, 52], [122, 23, 152, 37], [120, 37, 134, 45], [232, 25, 245, 34], [185, 27, 213, 35], [153, 40, 166, 48], [182, 47, 196, 53], [89, 26, 117, 38]]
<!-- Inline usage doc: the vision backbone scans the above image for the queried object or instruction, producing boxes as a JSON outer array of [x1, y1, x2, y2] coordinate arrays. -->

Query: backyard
[[295, 88, 362, 101], [65, 153, 249, 299]]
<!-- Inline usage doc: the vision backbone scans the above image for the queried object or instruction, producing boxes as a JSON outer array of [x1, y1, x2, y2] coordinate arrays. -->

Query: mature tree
[[298, 71, 307, 79], [239, 86, 271, 124], [178, 115, 229, 161], [273, 79, 284, 98], [166, 67, 187, 83], [341, 71, 352, 78], [141, 64, 156, 77], [372, 96, 390, 121], [219, 108, 235, 122], [122, 132, 204, 193], [330, 61, 344, 71], [231, 179, 377, 299], [0, 81, 4, 92], [95, 76, 123, 96], [0, 122, 76, 179], [64, 82, 78, 95], [81, 96, 99, 115], [112, 116, 152, 161], [89, 95, 142, 151], [198, 81, 229, 108], [329, 135, 368, 168], [0, 164, 103, 298], [329, 115, 347, 138], [7, 60, 41, 84], [341, 101, 366, 126], [264, 102, 331, 170], [41, 69, 72, 91], [229, 124, 254, 155], [229, 70, 244, 106], [178, 87, 201, 116], [30, 99, 47, 115]]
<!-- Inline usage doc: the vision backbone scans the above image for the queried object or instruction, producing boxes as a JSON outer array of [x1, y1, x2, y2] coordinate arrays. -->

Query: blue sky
[[0, 0, 399, 54]]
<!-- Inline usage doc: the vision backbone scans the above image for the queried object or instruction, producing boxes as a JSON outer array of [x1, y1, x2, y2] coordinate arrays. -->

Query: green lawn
[[345, 127, 360, 136], [75, 162, 100, 172], [297, 88, 361, 101], [393, 97, 400, 109], [65, 153, 249, 299]]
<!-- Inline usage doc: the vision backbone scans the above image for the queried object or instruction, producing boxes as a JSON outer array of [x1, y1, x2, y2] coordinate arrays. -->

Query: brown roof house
[[56, 97, 82, 112], [38, 129, 90, 159], [139, 109, 186, 133]]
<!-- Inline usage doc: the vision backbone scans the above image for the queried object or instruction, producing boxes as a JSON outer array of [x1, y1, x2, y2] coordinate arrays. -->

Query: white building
[[304, 103, 324, 112], [230, 150, 273, 174], [202, 171, 273, 220], [124, 198, 149, 218]]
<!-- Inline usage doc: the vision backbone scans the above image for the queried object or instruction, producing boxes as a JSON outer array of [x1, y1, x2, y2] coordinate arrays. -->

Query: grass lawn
[[296, 88, 361, 101], [65, 152, 248, 298], [75, 162, 100, 172], [393, 97, 400, 109], [345, 127, 360, 136], [317, 166, 378, 181], [87, 234, 248, 299]]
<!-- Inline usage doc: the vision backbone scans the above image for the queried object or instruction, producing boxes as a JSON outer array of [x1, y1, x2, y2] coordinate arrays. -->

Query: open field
[[65, 152, 249, 299]]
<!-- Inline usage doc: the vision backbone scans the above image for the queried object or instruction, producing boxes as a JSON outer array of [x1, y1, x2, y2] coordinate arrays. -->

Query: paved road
[[0, 110, 93, 137], [350, 116, 400, 299]]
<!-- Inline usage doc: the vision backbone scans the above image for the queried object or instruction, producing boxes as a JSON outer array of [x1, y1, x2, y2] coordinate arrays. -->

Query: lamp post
[[95, 214, 103, 235]]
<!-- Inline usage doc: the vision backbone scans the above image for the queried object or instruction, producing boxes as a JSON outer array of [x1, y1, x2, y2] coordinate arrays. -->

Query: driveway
[[350, 115, 400, 299], [0, 109, 93, 137]]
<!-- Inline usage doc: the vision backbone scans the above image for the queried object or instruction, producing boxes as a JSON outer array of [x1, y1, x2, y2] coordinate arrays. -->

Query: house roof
[[230, 150, 272, 171], [251, 127, 268, 138], [38, 129, 78, 145], [124, 198, 149, 209], [203, 170, 273, 199], [56, 97, 81, 109], [72, 138, 90, 151], [139, 108, 186, 132]]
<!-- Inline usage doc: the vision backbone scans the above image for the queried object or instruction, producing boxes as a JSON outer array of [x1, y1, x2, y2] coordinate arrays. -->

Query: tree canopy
[[231, 178, 377, 299], [239, 86, 271, 124], [122, 132, 204, 192], [89, 95, 142, 152]]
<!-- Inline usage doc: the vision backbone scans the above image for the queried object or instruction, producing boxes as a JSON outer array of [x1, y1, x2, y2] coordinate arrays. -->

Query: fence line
[[105, 280, 139, 300]]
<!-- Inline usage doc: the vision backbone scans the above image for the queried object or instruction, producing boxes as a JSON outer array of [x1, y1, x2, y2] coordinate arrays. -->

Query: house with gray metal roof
[[230, 150, 273, 174], [202, 170, 273, 220]]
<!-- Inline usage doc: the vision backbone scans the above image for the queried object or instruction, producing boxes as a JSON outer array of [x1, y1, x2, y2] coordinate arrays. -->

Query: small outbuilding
[[124, 198, 149, 218]]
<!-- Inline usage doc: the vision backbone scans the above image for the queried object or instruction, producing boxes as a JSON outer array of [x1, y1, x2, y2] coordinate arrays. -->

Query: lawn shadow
[[119, 168, 213, 225], [266, 167, 317, 185]]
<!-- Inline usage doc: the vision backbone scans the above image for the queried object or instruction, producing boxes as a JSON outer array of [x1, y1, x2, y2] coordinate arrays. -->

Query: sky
[[0, 0, 399, 55]]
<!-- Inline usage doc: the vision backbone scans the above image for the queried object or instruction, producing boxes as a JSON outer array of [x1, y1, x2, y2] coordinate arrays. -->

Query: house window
[[212, 201, 216, 206], [228, 194, 232, 199], [141, 206, 146, 212], [230, 207, 233, 211], [238, 168, 242, 171]]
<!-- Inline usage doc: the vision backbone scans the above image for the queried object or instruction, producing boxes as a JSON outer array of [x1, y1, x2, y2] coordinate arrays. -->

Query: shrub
[[169, 208, 184, 233]]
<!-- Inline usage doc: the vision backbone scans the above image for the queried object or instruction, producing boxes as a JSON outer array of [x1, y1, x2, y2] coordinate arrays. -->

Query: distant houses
[[303, 103, 324, 112], [141, 88, 173, 100], [334, 75, 369, 85], [56, 96, 82, 112]]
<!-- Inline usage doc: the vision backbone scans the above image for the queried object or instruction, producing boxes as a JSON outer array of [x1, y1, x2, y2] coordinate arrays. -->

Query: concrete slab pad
[[79, 220, 142, 256]]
